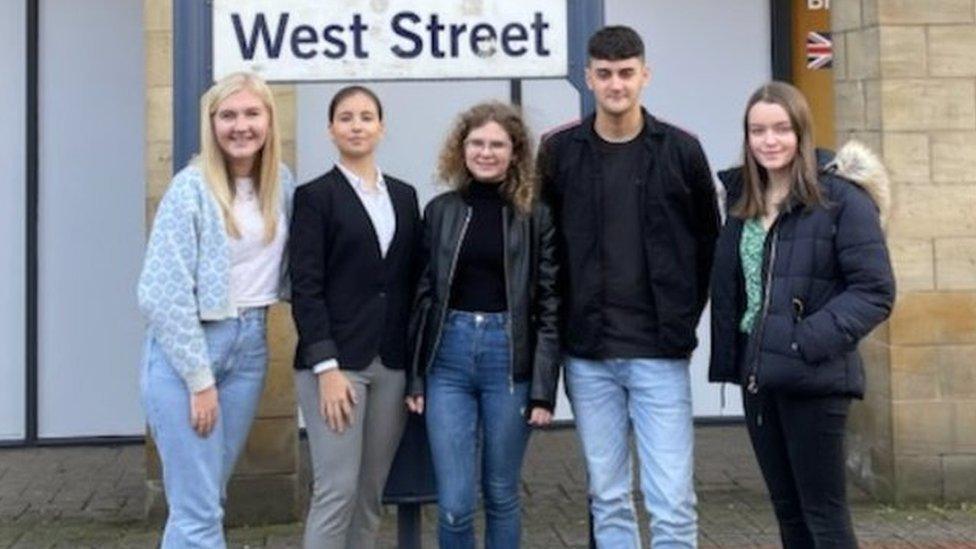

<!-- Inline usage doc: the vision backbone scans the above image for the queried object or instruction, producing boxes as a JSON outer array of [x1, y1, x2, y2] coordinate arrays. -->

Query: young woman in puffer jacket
[[708, 81, 895, 548]]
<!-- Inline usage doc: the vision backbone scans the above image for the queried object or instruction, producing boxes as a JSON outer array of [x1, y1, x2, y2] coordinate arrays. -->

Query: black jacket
[[708, 142, 896, 398], [289, 167, 421, 371], [407, 191, 561, 409], [538, 111, 721, 358]]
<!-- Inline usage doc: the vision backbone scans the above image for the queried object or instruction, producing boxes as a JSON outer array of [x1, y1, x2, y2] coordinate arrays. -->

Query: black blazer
[[289, 167, 421, 371]]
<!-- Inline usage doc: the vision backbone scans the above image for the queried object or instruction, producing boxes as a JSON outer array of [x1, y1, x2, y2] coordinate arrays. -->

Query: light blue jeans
[[141, 308, 268, 549], [426, 310, 531, 549], [565, 356, 697, 549]]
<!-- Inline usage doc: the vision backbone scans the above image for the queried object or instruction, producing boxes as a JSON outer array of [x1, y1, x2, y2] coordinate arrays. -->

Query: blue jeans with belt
[[141, 307, 268, 549], [425, 310, 531, 549]]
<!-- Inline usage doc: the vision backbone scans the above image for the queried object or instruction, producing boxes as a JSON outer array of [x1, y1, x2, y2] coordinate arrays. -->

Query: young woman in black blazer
[[289, 85, 421, 548]]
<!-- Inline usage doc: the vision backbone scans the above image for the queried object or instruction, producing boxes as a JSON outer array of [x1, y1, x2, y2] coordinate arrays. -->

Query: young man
[[538, 26, 720, 547]]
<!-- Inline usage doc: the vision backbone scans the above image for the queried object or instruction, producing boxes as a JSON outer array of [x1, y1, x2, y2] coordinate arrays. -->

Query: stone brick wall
[[834, 0, 976, 502], [143, 0, 304, 524]]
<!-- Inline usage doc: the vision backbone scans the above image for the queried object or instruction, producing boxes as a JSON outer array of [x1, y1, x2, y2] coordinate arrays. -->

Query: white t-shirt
[[228, 177, 286, 308]]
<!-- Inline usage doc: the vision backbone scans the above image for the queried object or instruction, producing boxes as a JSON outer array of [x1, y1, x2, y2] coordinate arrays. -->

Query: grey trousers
[[295, 360, 407, 549]]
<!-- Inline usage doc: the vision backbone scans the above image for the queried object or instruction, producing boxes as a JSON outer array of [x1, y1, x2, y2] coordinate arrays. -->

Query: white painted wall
[[0, 0, 27, 441], [37, 0, 145, 437]]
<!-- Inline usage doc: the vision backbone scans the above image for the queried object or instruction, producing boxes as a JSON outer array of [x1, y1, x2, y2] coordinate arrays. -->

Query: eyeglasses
[[464, 138, 512, 153]]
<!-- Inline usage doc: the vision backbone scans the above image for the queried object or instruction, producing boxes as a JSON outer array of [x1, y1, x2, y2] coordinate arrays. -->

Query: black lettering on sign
[[501, 23, 528, 56], [290, 24, 318, 59], [350, 14, 369, 58], [322, 24, 347, 59], [531, 12, 550, 56], [470, 23, 496, 58], [427, 14, 446, 58], [390, 12, 423, 58], [231, 12, 290, 60]]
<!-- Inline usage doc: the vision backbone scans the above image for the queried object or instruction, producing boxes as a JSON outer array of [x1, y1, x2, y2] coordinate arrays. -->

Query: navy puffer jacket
[[708, 142, 895, 398]]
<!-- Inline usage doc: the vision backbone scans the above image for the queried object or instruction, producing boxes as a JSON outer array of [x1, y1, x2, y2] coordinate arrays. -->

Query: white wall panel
[[37, 0, 145, 437], [0, 0, 27, 441]]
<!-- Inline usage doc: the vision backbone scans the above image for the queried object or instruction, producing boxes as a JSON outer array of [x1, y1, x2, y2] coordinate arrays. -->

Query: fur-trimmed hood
[[826, 140, 891, 227]]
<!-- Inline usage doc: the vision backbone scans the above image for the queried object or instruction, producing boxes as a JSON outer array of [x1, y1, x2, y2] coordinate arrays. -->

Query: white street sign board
[[213, 0, 568, 82]]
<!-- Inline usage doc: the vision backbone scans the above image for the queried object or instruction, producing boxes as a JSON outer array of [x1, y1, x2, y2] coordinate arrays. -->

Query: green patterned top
[[739, 218, 767, 333]]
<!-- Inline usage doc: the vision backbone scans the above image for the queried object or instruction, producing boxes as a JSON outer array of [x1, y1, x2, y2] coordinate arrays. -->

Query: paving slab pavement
[[1, 424, 974, 547]]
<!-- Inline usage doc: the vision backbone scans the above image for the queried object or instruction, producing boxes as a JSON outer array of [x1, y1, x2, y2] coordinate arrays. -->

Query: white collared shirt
[[313, 163, 396, 374], [336, 162, 396, 258]]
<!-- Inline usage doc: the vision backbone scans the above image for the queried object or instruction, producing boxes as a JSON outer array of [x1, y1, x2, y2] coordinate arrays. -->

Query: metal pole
[[25, 0, 39, 445], [173, 0, 213, 171], [396, 503, 422, 549], [566, 0, 604, 117]]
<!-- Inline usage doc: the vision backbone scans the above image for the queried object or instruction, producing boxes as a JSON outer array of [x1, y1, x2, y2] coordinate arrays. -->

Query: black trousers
[[743, 389, 857, 549]]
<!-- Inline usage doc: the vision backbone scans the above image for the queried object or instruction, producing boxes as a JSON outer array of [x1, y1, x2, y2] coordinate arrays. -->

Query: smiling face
[[463, 120, 514, 183], [212, 88, 270, 174], [747, 101, 798, 177], [586, 56, 649, 118], [329, 91, 384, 160]]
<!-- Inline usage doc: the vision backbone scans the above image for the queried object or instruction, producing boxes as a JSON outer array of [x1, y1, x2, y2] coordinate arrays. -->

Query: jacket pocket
[[792, 297, 805, 322]]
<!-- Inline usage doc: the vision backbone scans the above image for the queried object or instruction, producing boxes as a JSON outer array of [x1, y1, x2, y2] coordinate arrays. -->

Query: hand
[[405, 395, 425, 414], [527, 407, 553, 427], [190, 386, 219, 437], [317, 369, 358, 433]]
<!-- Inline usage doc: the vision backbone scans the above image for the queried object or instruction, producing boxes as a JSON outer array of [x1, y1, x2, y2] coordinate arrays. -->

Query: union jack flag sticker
[[806, 31, 833, 70]]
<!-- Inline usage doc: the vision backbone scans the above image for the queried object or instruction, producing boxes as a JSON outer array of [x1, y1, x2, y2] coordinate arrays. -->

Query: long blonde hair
[[732, 81, 822, 219], [197, 71, 282, 243], [437, 102, 536, 214]]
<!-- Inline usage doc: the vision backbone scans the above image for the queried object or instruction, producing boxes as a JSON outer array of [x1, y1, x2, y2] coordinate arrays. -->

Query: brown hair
[[437, 101, 536, 214], [731, 81, 822, 219], [329, 85, 383, 122]]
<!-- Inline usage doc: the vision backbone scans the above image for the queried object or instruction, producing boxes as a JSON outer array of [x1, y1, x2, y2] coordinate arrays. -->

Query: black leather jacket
[[407, 190, 561, 409]]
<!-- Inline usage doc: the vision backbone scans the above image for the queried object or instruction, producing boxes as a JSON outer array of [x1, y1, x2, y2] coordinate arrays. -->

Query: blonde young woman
[[709, 81, 894, 547], [137, 72, 294, 548], [407, 102, 560, 548]]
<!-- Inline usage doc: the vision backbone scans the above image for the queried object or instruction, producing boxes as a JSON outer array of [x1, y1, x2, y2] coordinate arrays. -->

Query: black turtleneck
[[449, 180, 508, 312]]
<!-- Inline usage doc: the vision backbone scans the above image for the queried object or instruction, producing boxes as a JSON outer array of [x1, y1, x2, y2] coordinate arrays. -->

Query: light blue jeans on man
[[565, 356, 697, 548], [141, 308, 268, 549]]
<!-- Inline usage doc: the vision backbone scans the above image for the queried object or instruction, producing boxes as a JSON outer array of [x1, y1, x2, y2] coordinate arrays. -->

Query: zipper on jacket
[[746, 223, 780, 398], [502, 208, 515, 394], [427, 207, 472, 370]]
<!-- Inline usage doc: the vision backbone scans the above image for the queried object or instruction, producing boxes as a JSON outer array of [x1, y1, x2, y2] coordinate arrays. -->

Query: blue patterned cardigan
[[137, 163, 295, 392]]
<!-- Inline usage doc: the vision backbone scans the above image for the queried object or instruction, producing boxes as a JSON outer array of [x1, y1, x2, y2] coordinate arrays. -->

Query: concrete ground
[[0, 424, 974, 548]]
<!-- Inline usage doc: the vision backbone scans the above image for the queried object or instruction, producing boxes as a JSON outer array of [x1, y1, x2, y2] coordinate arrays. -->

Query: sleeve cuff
[[184, 367, 216, 393], [312, 359, 339, 374], [302, 339, 339, 367], [529, 399, 554, 413]]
